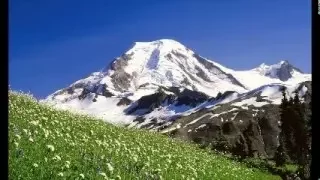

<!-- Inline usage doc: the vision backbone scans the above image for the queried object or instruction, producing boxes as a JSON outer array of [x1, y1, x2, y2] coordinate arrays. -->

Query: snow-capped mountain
[[208, 60, 310, 90], [254, 60, 304, 81], [66, 39, 246, 98], [43, 39, 311, 128]]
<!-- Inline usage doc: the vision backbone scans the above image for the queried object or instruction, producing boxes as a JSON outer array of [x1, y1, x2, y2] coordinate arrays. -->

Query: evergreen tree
[[275, 89, 290, 165], [289, 96, 294, 106], [292, 93, 306, 160], [293, 91, 301, 105], [274, 131, 289, 166], [280, 88, 288, 107], [292, 92, 310, 179], [303, 99, 312, 179], [307, 99, 312, 137], [286, 97, 298, 162], [276, 90, 311, 178]]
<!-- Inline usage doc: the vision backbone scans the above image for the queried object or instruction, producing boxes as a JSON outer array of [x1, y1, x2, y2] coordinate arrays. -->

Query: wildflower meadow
[[9, 91, 281, 179]]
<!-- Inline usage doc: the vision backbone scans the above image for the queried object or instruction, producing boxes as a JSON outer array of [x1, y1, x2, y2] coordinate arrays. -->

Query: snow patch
[[184, 113, 214, 127], [195, 124, 207, 130], [233, 97, 269, 107]]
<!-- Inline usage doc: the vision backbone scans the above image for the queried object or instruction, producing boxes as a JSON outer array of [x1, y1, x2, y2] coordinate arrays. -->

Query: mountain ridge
[[43, 39, 311, 129]]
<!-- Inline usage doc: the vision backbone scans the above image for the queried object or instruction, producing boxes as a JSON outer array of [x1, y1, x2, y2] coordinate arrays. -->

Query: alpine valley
[[43, 39, 311, 158]]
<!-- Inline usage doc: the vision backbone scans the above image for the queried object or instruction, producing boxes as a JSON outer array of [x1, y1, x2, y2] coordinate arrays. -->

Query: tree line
[[274, 88, 311, 179]]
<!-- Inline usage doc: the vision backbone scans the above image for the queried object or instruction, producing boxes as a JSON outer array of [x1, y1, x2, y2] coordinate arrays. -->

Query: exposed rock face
[[125, 91, 175, 115], [125, 87, 210, 116], [165, 104, 281, 158], [108, 52, 134, 71], [193, 53, 246, 89], [260, 60, 304, 81], [257, 105, 281, 158], [243, 120, 266, 158], [101, 85, 114, 97], [108, 53, 135, 92], [277, 61, 304, 81], [78, 88, 91, 100], [296, 81, 311, 104], [173, 88, 209, 106], [117, 97, 132, 106], [110, 71, 133, 92]]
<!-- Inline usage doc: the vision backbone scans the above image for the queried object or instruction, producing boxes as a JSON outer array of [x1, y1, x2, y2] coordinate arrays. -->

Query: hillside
[[9, 92, 281, 180]]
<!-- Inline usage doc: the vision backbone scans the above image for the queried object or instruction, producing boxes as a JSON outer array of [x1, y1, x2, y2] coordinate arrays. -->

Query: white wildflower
[[144, 162, 150, 167], [30, 120, 39, 126], [99, 172, 107, 177], [115, 140, 120, 147], [133, 156, 138, 163], [107, 163, 114, 172], [14, 142, 19, 147], [79, 174, 85, 179], [28, 137, 34, 142], [53, 155, 61, 161], [15, 134, 21, 140], [57, 172, 63, 177], [65, 161, 70, 168], [46, 145, 55, 152], [33, 163, 38, 168]]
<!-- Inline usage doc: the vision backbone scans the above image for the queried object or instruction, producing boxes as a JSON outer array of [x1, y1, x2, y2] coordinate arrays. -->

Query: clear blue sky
[[9, 0, 311, 99]]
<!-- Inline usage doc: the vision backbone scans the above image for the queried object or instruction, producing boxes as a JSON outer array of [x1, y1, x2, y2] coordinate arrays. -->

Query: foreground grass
[[9, 92, 281, 180], [238, 158, 298, 177]]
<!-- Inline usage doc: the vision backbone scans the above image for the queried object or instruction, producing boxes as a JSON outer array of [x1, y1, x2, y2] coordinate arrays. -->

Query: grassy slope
[[9, 92, 281, 180]]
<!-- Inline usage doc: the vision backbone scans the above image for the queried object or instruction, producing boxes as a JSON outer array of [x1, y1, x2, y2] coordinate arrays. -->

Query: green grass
[[239, 158, 298, 176], [283, 164, 298, 173], [9, 91, 281, 180]]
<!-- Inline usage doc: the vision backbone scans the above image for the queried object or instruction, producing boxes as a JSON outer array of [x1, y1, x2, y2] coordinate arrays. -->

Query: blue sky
[[9, 0, 311, 98]]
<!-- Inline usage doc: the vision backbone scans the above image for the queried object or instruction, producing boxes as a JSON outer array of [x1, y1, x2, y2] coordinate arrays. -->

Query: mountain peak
[[254, 60, 304, 81], [95, 38, 248, 97], [258, 63, 269, 69], [133, 39, 183, 47], [278, 60, 289, 65], [154, 38, 180, 43], [257, 60, 289, 69], [136, 38, 180, 43], [125, 39, 187, 57], [274, 60, 303, 73]]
